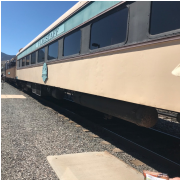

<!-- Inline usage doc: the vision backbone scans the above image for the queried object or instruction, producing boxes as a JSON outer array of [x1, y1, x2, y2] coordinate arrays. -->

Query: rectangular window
[[26, 55, 30, 65], [90, 7, 128, 50], [31, 52, 36, 64], [38, 47, 45, 62], [150, 2, 180, 35], [19, 60, 21, 67], [63, 30, 81, 56], [22, 58, 25, 66], [48, 41, 58, 60], [11, 61, 16, 67]]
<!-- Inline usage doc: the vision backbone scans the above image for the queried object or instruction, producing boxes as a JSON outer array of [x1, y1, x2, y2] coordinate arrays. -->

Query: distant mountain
[[1, 52, 15, 61]]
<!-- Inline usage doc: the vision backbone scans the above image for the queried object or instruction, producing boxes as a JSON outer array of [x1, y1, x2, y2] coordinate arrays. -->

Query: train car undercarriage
[[13, 80, 162, 128], [6, 79, 180, 127]]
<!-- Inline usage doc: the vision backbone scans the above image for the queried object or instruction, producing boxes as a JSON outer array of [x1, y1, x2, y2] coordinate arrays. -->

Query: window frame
[[19, 59, 22, 67], [22, 57, 25, 67], [26, 55, 30, 66], [89, 4, 130, 53], [38, 47, 45, 63], [31, 51, 36, 65], [148, 2, 180, 39], [48, 40, 59, 61], [63, 29, 82, 57]]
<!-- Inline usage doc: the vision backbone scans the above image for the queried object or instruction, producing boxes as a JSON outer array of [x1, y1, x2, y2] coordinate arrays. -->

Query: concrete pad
[[47, 152, 143, 180], [1, 95, 26, 99]]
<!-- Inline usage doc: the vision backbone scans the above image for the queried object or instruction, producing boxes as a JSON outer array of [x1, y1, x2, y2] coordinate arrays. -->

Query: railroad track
[[157, 109, 179, 120], [158, 111, 177, 118], [11, 84, 180, 176], [157, 109, 180, 124]]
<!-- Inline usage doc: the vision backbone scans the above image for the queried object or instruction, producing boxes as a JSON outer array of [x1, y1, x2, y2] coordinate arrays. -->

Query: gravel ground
[[1, 83, 167, 179]]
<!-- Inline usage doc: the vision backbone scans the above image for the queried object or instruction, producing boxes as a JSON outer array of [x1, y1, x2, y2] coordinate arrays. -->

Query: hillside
[[1, 52, 15, 61]]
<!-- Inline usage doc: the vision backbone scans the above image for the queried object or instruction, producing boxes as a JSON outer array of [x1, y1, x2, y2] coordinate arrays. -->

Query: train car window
[[63, 30, 81, 56], [150, 2, 180, 35], [22, 58, 25, 66], [48, 41, 58, 60], [31, 52, 36, 64], [19, 60, 21, 67], [26, 55, 30, 65], [90, 7, 128, 50], [38, 48, 45, 63]]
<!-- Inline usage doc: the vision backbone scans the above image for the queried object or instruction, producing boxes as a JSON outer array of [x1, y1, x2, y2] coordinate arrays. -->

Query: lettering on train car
[[36, 25, 64, 48]]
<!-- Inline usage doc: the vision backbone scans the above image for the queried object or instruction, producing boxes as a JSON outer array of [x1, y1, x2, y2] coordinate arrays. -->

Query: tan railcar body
[[16, 38, 180, 113], [6, 66, 16, 79]]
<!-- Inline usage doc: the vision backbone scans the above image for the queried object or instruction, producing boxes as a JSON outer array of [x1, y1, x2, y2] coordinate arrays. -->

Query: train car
[[4, 57, 17, 83], [15, 1, 180, 127]]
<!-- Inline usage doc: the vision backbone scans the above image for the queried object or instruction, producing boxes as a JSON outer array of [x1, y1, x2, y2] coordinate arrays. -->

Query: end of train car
[[4, 57, 17, 83]]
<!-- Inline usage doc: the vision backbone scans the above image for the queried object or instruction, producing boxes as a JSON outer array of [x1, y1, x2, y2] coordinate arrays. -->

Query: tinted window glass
[[31, 52, 36, 64], [64, 30, 81, 56], [90, 7, 128, 50], [38, 48, 45, 62], [48, 41, 58, 60], [26, 55, 30, 65], [19, 60, 21, 67], [10, 61, 16, 67], [22, 58, 25, 66], [150, 2, 180, 35]]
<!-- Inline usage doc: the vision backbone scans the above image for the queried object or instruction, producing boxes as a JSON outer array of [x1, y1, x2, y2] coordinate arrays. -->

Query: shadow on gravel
[[8, 83, 180, 177], [153, 118, 180, 138]]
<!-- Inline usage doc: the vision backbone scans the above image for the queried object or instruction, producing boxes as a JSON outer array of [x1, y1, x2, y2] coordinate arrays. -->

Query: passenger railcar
[[4, 57, 17, 83], [14, 1, 180, 127]]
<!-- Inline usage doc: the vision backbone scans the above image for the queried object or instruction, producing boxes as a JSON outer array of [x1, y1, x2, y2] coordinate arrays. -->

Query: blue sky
[[1, 1, 77, 55]]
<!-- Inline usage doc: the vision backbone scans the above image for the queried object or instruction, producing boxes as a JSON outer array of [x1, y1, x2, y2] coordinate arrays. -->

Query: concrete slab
[[47, 152, 143, 180], [1, 95, 26, 99]]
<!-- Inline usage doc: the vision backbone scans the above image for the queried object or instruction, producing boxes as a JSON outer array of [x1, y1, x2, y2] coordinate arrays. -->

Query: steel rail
[[158, 112, 177, 118]]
